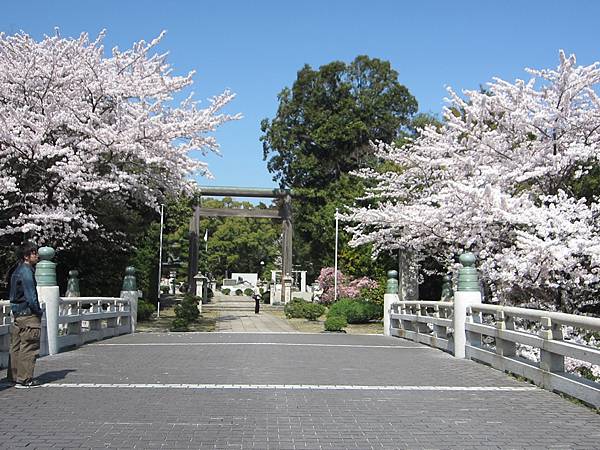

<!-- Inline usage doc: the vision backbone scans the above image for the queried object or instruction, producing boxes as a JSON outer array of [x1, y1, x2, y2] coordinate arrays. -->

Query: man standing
[[8, 242, 43, 388], [253, 288, 261, 314]]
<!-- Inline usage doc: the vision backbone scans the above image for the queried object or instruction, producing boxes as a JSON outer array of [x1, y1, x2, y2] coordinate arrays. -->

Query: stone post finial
[[36, 246, 57, 286], [453, 252, 483, 359], [65, 270, 80, 297], [386, 270, 399, 294], [35, 246, 60, 355], [441, 273, 453, 301], [122, 266, 137, 291], [457, 253, 479, 292]]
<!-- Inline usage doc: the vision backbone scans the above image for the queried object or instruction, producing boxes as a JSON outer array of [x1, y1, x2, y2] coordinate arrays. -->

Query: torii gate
[[188, 186, 293, 298]]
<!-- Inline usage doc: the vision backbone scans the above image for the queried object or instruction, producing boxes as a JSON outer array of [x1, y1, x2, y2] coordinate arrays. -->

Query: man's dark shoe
[[15, 380, 43, 389]]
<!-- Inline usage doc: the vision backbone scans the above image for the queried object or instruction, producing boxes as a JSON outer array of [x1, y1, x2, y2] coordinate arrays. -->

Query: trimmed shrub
[[327, 298, 381, 324], [170, 318, 188, 331], [222, 288, 231, 295], [363, 301, 383, 320], [243, 288, 254, 296], [137, 299, 156, 321], [360, 283, 385, 307], [324, 315, 347, 332], [235, 289, 243, 296], [174, 295, 200, 323], [302, 303, 326, 321], [284, 299, 325, 321], [284, 298, 309, 318]]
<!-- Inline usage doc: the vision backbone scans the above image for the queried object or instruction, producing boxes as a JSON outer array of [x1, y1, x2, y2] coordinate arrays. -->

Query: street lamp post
[[156, 204, 164, 318], [334, 208, 339, 301]]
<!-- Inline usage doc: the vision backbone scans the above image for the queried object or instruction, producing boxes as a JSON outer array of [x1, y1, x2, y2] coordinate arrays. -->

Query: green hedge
[[303, 303, 326, 321], [137, 299, 156, 321], [284, 298, 325, 321], [324, 315, 347, 331], [243, 288, 254, 296], [285, 298, 309, 318], [175, 295, 200, 322], [222, 288, 231, 295], [327, 298, 382, 324], [235, 289, 243, 296], [170, 318, 188, 331]]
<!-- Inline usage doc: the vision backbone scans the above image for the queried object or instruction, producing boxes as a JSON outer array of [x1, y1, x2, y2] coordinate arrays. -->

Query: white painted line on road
[[39, 383, 538, 392], [92, 342, 431, 349]]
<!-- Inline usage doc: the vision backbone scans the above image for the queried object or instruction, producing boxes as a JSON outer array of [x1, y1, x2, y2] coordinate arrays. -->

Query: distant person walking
[[8, 242, 43, 388], [253, 289, 261, 314]]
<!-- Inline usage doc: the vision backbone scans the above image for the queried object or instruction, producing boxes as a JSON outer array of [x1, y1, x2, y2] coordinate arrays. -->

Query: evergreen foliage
[[261, 56, 418, 280], [137, 299, 156, 322], [324, 315, 347, 332]]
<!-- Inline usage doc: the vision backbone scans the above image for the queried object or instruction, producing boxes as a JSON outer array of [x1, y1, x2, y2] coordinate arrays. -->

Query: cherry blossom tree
[[0, 30, 240, 248], [347, 51, 600, 313]]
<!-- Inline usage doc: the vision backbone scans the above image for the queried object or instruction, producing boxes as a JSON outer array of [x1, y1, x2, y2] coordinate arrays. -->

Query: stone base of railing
[[388, 300, 600, 409], [0, 296, 134, 368]]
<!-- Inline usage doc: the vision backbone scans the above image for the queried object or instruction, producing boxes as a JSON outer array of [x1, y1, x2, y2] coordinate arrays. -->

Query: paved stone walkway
[[205, 293, 295, 332], [1, 332, 599, 449]]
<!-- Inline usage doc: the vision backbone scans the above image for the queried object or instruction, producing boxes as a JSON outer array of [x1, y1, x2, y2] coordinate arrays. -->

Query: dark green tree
[[261, 55, 418, 188], [261, 55, 418, 279]]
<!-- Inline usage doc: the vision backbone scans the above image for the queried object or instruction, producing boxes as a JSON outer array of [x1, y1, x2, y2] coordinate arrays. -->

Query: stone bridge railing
[[384, 253, 600, 409], [0, 247, 139, 369]]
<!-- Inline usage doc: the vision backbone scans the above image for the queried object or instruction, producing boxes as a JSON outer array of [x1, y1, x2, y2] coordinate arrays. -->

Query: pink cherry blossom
[[346, 51, 600, 313], [0, 30, 240, 246]]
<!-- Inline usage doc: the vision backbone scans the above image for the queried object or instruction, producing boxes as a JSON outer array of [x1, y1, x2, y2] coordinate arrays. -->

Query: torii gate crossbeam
[[188, 186, 293, 300]]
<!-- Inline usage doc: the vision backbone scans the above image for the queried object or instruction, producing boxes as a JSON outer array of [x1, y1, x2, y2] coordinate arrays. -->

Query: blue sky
[[3, 0, 600, 190]]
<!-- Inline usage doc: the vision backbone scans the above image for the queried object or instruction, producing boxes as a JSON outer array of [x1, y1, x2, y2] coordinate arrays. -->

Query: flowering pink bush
[[316, 267, 378, 305]]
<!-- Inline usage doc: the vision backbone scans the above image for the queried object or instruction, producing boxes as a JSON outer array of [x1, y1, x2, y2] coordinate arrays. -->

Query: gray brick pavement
[[1, 332, 599, 449], [206, 294, 295, 332]]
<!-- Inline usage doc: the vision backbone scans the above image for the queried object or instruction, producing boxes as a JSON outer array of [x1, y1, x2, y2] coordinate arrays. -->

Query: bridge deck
[[1, 332, 599, 449]]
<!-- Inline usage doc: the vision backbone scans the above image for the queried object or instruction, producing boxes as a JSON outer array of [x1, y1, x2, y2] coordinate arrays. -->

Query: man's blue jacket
[[9, 263, 43, 317]]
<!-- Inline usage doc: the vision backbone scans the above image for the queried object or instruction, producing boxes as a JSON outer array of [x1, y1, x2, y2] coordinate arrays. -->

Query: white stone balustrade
[[0, 295, 134, 365], [389, 301, 454, 352], [387, 300, 600, 408], [0, 301, 11, 368], [56, 297, 132, 350]]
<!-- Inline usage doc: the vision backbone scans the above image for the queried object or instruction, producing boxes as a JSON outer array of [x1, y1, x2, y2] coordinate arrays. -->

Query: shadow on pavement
[[217, 315, 239, 322], [37, 369, 77, 383]]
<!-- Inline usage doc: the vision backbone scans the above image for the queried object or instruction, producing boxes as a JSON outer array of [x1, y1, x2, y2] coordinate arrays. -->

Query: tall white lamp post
[[156, 204, 164, 318], [334, 208, 339, 301]]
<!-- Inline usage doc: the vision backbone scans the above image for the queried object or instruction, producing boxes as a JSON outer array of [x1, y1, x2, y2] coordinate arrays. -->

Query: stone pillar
[[194, 273, 203, 297], [300, 271, 307, 292], [282, 275, 293, 304], [121, 266, 139, 334], [193, 273, 206, 312], [384, 270, 400, 337], [281, 194, 293, 279], [398, 250, 418, 302], [65, 270, 80, 297], [453, 253, 482, 358], [188, 206, 200, 295], [169, 272, 177, 295], [36, 246, 60, 356]]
